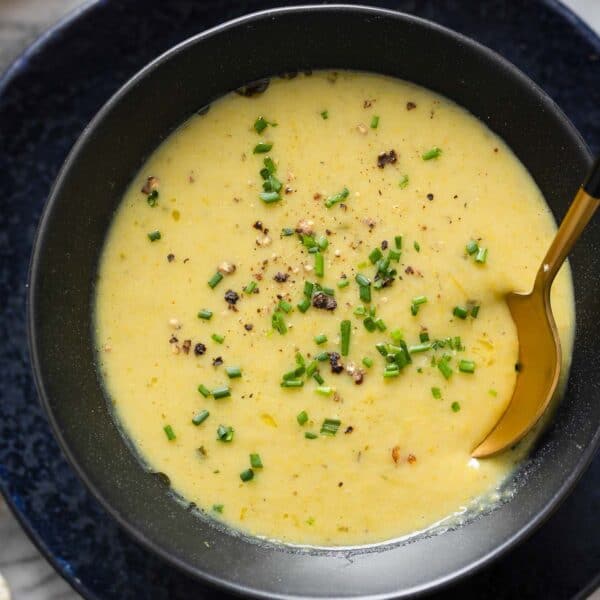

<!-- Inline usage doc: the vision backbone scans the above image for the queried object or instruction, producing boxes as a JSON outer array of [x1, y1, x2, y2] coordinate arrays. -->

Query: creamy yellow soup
[[95, 71, 574, 546]]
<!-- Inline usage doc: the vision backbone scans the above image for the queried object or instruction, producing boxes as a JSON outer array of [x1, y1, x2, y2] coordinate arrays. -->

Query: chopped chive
[[240, 468, 254, 482], [163, 425, 176, 441], [359, 285, 371, 303], [272, 311, 287, 334], [355, 273, 370, 287], [411, 303, 419, 316], [408, 342, 431, 354], [370, 115, 380, 129], [225, 366, 242, 379], [354, 305, 366, 316], [278, 299, 293, 313], [475, 247, 488, 264], [216, 424, 234, 442], [419, 331, 430, 343], [337, 279, 350, 288], [471, 305, 480, 318], [147, 230, 161, 242], [192, 410, 210, 426], [453, 336, 463, 350], [297, 410, 309, 425], [314, 333, 328, 345], [250, 453, 263, 468], [459, 359, 476, 373], [253, 142, 273, 154], [369, 247, 383, 264], [296, 352, 305, 367], [208, 272, 223, 288], [375, 342, 388, 356], [283, 367, 305, 380], [363, 317, 376, 332], [451, 401, 461, 412], [297, 297, 311, 313], [305, 432, 318, 439], [312, 371, 325, 385], [315, 386, 333, 396], [304, 281, 314, 298], [314, 252, 324, 277], [466, 240, 479, 255], [212, 386, 231, 399], [340, 320, 351, 356], [383, 367, 400, 378], [388, 249, 401, 262], [431, 387, 442, 399], [212, 504, 224, 513], [147, 189, 159, 206], [198, 309, 213, 320], [362, 356, 374, 368], [211, 333, 225, 344], [259, 191, 280, 203], [197, 384, 211, 398], [281, 227, 294, 237], [438, 359, 453, 380], [244, 281, 257, 294], [390, 329, 403, 344], [413, 241, 421, 252], [422, 146, 442, 160], [374, 318, 387, 332], [394, 235, 403, 250], [264, 156, 276, 173], [398, 175, 409, 189], [489, 389, 498, 397], [254, 116, 267, 133], [453, 306, 468, 320], [317, 235, 329, 250], [320, 418, 341, 436], [315, 351, 329, 362], [263, 174, 282, 193], [413, 295, 428, 306], [325, 187, 350, 208], [281, 379, 304, 388], [320, 110, 329, 120]]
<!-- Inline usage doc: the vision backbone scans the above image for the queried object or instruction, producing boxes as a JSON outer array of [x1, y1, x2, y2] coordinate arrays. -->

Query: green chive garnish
[[419, 331, 430, 342], [475, 247, 488, 264], [422, 146, 442, 160], [320, 418, 341, 436], [369, 248, 383, 264], [317, 235, 329, 250], [413, 295, 427, 306], [466, 240, 479, 255], [375, 342, 388, 356], [305, 432, 318, 439], [208, 272, 223, 288], [312, 372, 325, 385], [383, 366, 400, 378], [297, 410, 309, 426], [253, 116, 274, 134], [297, 297, 311, 313], [212, 386, 231, 399], [147, 189, 159, 206], [363, 317, 376, 332], [370, 115, 380, 129], [163, 425, 176, 441], [388, 249, 401, 262], [253, 142, 273, 154], [451, 401, 461, 412], [359, 286, 371, 302], [320, 110, 329, 120], [212, 504, 224, 513], [362, 356, 373, 368], [281, 379, 304, 388], [272, 311, 287, 334], [296, 353, 305, 367], [453, 306, 468, 319], [408, 342, 431, 354], [244, 281, 257, 294], [315, 386, 333, 396], [211, 333, 225, 344], [192, 410, 210, 426], [264, 156, 276, 173], [216, 424, 234, 442], [281, 227, 294, 237], [340, 320, 351, 356], [240, 468, 254, 482], [259, 191, 280, 203], [413, 241, 421, 252], [315, 351, 329, 362], [314, 333, 328, 345], [278, 299, 293, 313], [148, 230, 161, 242], [225, 366, 242, 379], [250, 453, 263, 468], [306, 361, 318, 377], [198, 309, 213, 320], [355, 274, 370, 287], [398, 175, 409, 189], [314, 252, 324, 277], [304, 281, 314, 298], [459, 360, 476, 373], [337, 279, 350, 288], [197, 384, 211, 398], [354, 305, 366, 316], [471, 305, 480, 318], [325, 187, 350, 208], [394, 235, 403, 250], [489, 389, 498, 397], [374, 318, 386, 332], [431, 387, 442, 399], [438, 359, 453, 380]]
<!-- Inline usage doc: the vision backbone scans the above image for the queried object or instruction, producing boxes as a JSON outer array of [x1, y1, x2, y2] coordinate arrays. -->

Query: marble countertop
[[0, 1, 598, 599]]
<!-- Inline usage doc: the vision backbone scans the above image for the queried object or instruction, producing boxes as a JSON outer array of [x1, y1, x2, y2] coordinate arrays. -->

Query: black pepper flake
[[377, 149, 398, 168], [183, 258, 190, 263], [515, 362, 522, 372], [407, 101, 417, 110], [212, 356, 223, 367], [405, 266, 415, 275], [224, 289, 239, 305], [169, 335, 178, 344], [312, 292, 337, 311], [353, 371, 364, 385], [381, 240, 388, 250], [329, 352, 344, 374], [244, 323, 254, 331], [236, 78, 270, 97], [167, 253, 175, 262], [273, 272, 289, 283], [182, 340, 191, 355], [427, 193, 434, 201], [253, 221, 263, 231], [194, 343, 206, 356], [338, 482, 344, 487], [345, 426, 354, 434]]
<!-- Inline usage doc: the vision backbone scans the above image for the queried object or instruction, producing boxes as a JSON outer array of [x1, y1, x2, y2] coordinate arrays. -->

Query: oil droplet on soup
[[95, 71, 574, 545]]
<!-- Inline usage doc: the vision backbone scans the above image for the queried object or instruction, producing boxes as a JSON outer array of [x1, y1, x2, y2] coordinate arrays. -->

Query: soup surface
[[95, 71, 574, 546]]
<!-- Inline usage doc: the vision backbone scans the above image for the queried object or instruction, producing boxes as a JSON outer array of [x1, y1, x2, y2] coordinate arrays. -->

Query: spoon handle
[[534, 158, 600, 293]]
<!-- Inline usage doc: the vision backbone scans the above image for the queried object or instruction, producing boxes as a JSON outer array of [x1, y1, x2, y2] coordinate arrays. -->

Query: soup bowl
[[28, 5, 599, 598]]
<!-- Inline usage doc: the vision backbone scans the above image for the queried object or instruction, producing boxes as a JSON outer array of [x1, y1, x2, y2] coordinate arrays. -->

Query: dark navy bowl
[[28, 5, 598, 598]]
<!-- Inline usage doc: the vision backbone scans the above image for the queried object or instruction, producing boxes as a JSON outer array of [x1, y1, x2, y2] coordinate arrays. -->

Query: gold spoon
[[472, 158, 600, 458]]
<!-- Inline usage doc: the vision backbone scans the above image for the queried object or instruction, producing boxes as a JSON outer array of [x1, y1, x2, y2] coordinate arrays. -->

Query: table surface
[[0, 1, 598, 599]]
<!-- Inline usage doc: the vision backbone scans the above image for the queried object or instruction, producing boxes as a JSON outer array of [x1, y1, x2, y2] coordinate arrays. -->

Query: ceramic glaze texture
[[1, 1, 599, 599]]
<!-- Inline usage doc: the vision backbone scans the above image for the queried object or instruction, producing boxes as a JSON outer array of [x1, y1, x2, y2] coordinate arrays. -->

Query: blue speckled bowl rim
[[3, 1, 600, 599]]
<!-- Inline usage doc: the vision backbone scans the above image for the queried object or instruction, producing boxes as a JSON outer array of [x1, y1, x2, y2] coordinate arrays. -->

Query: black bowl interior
[[29, 6, 598, 599]]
